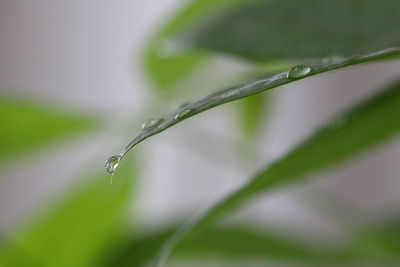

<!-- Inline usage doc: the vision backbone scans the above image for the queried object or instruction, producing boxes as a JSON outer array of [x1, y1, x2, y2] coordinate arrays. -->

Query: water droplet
[[110, 173, 114, 184], [105, 155, 121, 173], [287, 65, 311, 80], [174, 109, 192, 120], [141, 118, 162, 130]]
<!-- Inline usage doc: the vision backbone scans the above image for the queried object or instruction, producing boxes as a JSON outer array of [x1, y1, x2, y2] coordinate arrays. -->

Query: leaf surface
[[182, 0, 400, 62], [118, 48, 400, 160], [145, 0, 251, 92], [0, 96, 96, 162], [0, 157, 135, 267], [105, 226, 322, 267], [154, 77, 400, 266]]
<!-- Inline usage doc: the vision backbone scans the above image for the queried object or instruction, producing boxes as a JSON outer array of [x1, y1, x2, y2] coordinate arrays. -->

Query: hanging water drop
[[105, 155, 121, 173], [287, 65, 311, 80], [141, 118, 162, 130], [174, 109, 192, 120]]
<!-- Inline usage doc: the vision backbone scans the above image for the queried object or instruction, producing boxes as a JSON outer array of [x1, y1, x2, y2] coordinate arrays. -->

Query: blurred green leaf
[[355, 218, 400, 259], [118, 48, 400, 160], [0, 156, 135, 267], [106, 223, 400, 267], [0, 96, 96, 162], [182, 0, 400, 62], [105, 226, 323, 267], [237, 93, 268, 138], [145, 0, 250, 92], [321, 219, 400, 265], [154, 77, 400, 266]]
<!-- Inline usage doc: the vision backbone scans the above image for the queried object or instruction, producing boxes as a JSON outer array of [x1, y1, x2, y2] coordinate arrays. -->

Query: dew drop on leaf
[[287, 65, 312, 80], [174, 109, 192, 120], [141, 118, 162, 130], [105, 155, 121, 173]]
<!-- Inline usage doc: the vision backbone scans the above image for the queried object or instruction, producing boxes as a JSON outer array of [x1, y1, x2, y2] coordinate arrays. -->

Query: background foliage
[[1, 0, 400, 267]]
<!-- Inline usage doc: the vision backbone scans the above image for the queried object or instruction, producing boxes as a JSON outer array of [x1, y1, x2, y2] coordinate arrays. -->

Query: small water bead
[[105, 155, 121, 173], [141, 118, 162, 130], [287, 65, 312, 80], [174, 109, 192, 120]]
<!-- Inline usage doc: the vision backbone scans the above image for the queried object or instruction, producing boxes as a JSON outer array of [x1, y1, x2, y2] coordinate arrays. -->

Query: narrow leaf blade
[[117, 48, 400, 160], [155, 77, 400, 266]]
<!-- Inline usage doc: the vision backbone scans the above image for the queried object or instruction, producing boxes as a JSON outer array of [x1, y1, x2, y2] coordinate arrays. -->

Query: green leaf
[[355, 218, 400, 259], [0, 156, 136, 267], [154, 76, 400, 266], [182, 0, 400, 62], [105, 223, 400, 267], [0, 96, 96, 162], [116, 48, 400, 161], [236, 93, 269, 138], [104, 226, 323, 267], [323, 218, 400, 265], [145, 0, 251, 92]]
